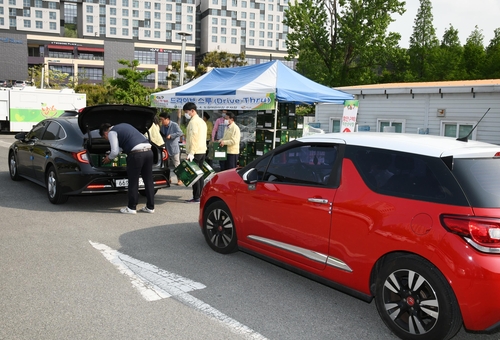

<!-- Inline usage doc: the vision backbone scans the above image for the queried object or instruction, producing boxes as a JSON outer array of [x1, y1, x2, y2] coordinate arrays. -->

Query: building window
[[122, 18, 128, 26], [122, 9, 128, 16], [8, 0, 15, 4], [231, 28, 237, 35], [86, 16, 93, 23], [23, 9, 30, 16], [377, 119, 405, 133], [23, 19, 31, 28], [23, 0, 29, 6], [154, 21, 160, 29], [212, 35, 217, 42], [144, 30, 151, 37], [122, 0, 128, 6], [78, 67, 103, 81], [329, 117, 341, 133], [231, 37, 237, 44], [221, 36, 226, 43], [249, 38, 254, 46], [133, 10, 139, 17], [87, 6, 93, 13], [122, 28, 129, 35], [86, 25, 93, 33], [212, 27, 217, 34], [267, 40, 272, 47], [35, 20, 42, 29], [110, 8, 116, 15], [441, 121, 476, 140], [110, 18, 116, 25], [154, 31, 160, 38], [154, 2, 160, 10], [35, 10, 42, 18], [110, 27, 116, 35]]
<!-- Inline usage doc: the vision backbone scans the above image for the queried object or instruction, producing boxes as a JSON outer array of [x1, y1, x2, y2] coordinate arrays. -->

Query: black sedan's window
[[43, 121, 65, 140], [262, 144, 337, 186], [26, 122, 46, 140]]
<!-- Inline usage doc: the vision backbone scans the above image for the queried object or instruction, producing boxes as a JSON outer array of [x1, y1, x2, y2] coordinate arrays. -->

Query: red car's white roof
[[298, 132, 500, 158]]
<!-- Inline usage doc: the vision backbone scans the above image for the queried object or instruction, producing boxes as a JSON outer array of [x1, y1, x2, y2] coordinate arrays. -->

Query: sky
[[388, 0, 500, 48]]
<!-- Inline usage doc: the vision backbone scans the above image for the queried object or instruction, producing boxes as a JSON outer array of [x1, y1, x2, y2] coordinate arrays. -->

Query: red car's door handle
[[308, 198, 329, 204]]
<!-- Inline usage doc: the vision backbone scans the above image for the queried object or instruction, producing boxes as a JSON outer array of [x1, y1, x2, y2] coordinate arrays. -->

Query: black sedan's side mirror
[[14, 132, 27, 141], [242, 168, 258, 184]]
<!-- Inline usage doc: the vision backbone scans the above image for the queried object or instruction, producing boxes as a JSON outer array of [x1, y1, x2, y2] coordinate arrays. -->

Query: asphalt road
[[0, 134, 498, 340]]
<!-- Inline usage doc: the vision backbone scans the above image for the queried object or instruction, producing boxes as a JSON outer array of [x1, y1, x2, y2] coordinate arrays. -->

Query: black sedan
[[8, 104, 169, 204]]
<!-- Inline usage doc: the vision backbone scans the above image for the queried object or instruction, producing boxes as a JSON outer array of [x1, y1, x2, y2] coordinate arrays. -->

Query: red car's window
[[262, 144, 337, 186], [348, 146, 468, 206]]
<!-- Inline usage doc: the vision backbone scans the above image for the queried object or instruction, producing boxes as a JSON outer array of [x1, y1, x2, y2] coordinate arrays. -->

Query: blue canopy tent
[[151, 60, 353, 110]]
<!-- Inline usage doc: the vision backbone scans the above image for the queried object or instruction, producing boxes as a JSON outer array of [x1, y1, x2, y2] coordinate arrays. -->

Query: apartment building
[[0, 0, 295, 87]]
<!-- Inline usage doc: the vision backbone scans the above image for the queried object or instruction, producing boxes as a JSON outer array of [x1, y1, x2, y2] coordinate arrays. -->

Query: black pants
[[127, 150, 154, 210], [220, 154, 238, 171], [192, 153, 206, 200]]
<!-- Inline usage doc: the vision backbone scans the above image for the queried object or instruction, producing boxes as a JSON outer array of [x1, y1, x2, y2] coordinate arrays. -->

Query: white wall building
[[315, 79, 500, 145]]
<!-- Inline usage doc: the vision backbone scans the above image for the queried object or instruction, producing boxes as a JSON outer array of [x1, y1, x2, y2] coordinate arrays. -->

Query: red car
[[199, 132, 500, 340]]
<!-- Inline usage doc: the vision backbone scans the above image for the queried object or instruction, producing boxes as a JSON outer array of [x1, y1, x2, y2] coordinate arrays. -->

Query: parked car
[[0, 79, 11, 87], [199, 132, 500, 340], [8, 104, 169, 204]]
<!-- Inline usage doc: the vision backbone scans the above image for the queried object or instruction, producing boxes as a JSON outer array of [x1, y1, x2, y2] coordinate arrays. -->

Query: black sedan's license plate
[[114, 178, 144, 188]]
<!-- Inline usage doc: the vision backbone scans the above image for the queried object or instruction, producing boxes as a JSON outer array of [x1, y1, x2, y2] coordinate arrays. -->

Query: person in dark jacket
[[100, 122, 155, 214]]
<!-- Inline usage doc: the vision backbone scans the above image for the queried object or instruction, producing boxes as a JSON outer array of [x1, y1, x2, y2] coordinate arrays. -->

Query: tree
[[109, 59, 155, 105], [484, 28, 500, 78], [433, 25, 465, 80], [74, 82, 116, 106], [462, 26, 486, 79], [283, 0, 405, 86], [407, 0, 439, 80]]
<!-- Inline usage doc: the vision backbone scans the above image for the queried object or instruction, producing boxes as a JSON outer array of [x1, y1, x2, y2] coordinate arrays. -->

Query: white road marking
[[0, 140, 12, 148], [90, 241, 268, 340]]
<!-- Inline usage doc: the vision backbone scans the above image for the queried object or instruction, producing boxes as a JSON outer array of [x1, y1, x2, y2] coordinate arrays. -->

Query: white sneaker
[[140, 206, 155, 213], [120, 207, 137, 214]]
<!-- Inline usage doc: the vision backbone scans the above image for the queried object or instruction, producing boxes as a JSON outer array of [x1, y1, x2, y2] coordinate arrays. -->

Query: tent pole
[[272, 100, 279, 149]]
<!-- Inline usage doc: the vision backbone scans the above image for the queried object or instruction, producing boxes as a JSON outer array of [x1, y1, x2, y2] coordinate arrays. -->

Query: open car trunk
[[78, 104, 164, 170], [84, 131, 163, 169]]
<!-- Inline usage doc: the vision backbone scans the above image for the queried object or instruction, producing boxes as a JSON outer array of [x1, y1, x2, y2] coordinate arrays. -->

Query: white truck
[[0, 87, 86, 132]]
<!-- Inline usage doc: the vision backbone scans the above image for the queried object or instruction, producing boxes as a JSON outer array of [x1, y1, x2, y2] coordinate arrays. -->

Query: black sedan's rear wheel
[[46, 166, 68, 204], [374, 255, 462, 340], [202, 201, 237, 254], [9, 151, 21, 181]]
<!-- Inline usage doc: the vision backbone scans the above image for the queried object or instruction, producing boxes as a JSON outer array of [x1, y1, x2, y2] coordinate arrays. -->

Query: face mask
[[184, 113, 191, 120], [221, 113, 226, 118], [223, 119, 229, 126]]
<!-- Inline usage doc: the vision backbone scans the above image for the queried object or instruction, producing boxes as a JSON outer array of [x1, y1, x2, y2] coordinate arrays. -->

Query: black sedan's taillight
[[72, 151, 89, 164]]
